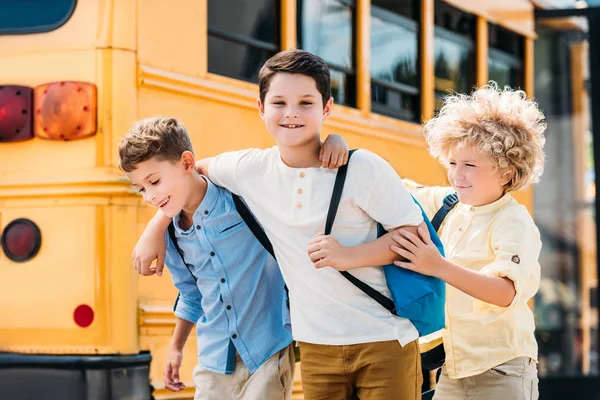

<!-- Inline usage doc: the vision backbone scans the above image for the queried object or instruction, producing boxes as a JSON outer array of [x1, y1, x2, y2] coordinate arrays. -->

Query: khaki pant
[[434, 357, 539, 400], [192, 344, 295, 400], [298, 340, 422, 400]]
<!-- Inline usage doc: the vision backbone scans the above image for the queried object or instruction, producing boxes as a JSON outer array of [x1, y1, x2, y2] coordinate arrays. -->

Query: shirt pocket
[[216, 215, 246, 236]]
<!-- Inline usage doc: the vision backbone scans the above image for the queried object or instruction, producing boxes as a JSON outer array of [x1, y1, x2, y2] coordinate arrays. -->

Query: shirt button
[[231, 334, 237, 339], [210, 251, 215, 256], [204, 210, 209, 215], [299, 172, 305, 178], [470, 207, 475, 212], [226, 305, 232, 310], [220, 278, 226, 283], [297, 203, 302, 209], [297, 188, 303, 195], [458, 227, 463, 232], [196, 225, 201, 230]]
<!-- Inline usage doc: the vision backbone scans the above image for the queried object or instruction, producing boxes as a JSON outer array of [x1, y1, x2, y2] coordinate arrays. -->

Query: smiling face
[[257, 72, 333, 149], [126, 154, 194, 218], [447, 144, 512, 206]]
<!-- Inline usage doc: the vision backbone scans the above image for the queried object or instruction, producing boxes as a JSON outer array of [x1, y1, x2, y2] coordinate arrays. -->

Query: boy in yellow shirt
[[391, 84, 546, 400]]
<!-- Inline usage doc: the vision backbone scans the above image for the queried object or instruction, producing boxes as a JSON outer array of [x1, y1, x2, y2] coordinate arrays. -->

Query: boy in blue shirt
[[117, 117, 347, 399]]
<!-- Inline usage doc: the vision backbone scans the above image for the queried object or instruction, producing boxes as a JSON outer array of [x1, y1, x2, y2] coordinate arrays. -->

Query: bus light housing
[[0, 85, 33, 142], [33, 81, 97, 141], [1, 218, 42, 262]]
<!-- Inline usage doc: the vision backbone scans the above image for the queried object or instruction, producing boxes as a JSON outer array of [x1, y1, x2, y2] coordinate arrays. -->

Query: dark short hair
[[258, 49, 331, 107]]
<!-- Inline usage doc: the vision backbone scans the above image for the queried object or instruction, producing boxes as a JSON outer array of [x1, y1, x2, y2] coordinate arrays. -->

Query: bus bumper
[[0, 352, 152, 400]]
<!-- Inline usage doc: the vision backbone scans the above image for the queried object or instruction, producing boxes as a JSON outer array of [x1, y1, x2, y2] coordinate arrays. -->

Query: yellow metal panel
[[443, 0, 535, 38], [356, 0, 371, 117], [137, 0, 207, 78], [421, 0, 435, 122], [281, 0, 297, 50], [476, 16, 489, 87], [525, 37, 535, 97]]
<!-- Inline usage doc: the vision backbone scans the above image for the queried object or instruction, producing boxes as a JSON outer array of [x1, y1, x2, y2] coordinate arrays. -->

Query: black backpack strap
[[430, 193, 459, 232], [231, 193, 275, 260], [326, 149, 397, 316], [231, 193, 290, 307]]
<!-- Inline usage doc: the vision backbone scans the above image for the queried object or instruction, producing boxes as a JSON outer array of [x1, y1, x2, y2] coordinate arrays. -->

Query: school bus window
[[207, 0, 280, 83], [488, 23, 524, 89], [297, 0, 357, 107], [433, 0, 475, 109], [370, 0, 419, 122], [0, 0, 76, 35]]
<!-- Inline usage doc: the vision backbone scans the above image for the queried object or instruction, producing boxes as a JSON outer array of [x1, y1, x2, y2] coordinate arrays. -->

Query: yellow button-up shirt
[[408, 184, 541, 379]]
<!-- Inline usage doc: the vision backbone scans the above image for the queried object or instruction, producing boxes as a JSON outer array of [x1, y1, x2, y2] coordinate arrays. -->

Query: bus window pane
[[208, 36, 276, 83], [534, 19, 598, 378], [370, 12, 418, 87], [331, 69, 356, 108], [371, 83, 418, 121], [434, 34, 472, 97], [208, 0, 279, 45], [488, 24, 524, 89], [297, 0, 354, 71], [0, 0, 76, 35]]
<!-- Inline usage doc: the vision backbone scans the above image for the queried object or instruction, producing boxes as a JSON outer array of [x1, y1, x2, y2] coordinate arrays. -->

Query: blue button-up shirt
[[165, 177, 291, 374]]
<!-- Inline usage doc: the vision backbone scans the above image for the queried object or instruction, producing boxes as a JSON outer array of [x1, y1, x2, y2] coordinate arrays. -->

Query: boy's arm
[[132, 210, 172, 276], [308, 223, 426, 270], [164, 317, 194, 392]]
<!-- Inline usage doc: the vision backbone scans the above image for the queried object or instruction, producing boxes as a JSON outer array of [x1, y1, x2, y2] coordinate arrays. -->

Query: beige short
[[192, 344, 295, 400], [434, 356, 539, 400]]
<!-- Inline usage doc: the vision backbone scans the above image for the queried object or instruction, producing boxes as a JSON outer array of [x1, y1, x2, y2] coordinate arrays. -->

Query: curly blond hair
[[424, 83, 546, 192], [118, 117, 193, 172]]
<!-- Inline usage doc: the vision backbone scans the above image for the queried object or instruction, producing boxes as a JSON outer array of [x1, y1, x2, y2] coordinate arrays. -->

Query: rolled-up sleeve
[[166, 248, 204, 323], [474, 207, 541, 312]]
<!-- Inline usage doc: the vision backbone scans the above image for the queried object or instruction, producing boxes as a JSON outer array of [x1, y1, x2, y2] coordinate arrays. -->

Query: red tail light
[[0, 85, 33, 142], [33, 81, 97, 141], [74, 304, 95, 328], [1, 218, 42, 262]]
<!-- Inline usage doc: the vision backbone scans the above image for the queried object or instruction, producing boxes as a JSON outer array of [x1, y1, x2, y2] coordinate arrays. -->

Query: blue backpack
[[326, 150, 446, 337]]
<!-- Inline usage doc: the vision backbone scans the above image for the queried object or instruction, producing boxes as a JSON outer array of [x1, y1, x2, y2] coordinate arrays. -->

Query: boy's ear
[[500, 167, 514, 186], [322, 97, 334, 121], [257, 98, 265, 121], [181, 151, 196, 172]]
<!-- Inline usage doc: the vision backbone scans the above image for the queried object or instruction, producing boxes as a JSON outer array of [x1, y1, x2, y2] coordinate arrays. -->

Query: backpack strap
[[231, 193, 290, 307], [231, 193, 275, 260], [326, 149, 397, 316], [430, 193, 459, 232]]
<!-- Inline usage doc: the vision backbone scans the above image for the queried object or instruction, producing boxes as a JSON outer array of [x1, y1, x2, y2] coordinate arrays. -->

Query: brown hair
[[117, 117, 193, 172], [258, 49, 331, 106], [424, 83, 546, 192]]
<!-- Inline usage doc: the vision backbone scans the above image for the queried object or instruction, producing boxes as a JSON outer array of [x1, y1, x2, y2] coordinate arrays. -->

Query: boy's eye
[[138, 187, 145, 193], [465, 164, 476, 167], [151, 179, 160, 185], [448, 161, 456, 166], [300, 101, 313, 106], [272, 101, 285, 105]]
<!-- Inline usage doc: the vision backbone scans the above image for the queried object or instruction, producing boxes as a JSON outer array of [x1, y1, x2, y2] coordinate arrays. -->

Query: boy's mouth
[[279, 124, 305, 129], [158, 196, 170, 208]]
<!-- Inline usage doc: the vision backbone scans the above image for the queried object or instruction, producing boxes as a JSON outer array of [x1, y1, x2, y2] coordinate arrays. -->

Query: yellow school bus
[[0, 0, 596, 399]]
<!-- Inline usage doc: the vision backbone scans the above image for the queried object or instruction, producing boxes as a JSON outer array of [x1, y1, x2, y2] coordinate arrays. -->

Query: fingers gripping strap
[[325, 150, 396, 315]]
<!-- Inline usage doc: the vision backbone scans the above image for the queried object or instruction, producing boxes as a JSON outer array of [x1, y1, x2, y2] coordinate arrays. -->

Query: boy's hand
[[132, 227, 166, 276], [164, 350, 186, 392], [320, 134, 349, 168], [391, 227, 443, 277], [308, 233, 353, 271]]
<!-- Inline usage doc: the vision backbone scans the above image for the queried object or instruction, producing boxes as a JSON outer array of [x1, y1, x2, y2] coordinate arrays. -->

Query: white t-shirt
[[209, 147, 423, 346]]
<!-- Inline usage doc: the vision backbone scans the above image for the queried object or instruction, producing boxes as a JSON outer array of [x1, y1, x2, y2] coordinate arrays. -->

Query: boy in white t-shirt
[[134, 50, 426, 399]]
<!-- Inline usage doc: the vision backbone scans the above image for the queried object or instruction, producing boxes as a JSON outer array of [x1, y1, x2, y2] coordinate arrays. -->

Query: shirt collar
[[172, 175, 219, 234], [468, 193, 513, 215]]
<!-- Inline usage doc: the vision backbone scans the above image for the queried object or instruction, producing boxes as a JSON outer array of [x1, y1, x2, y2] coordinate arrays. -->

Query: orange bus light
[[33, 81, 97, 141], [74, 304, 94, 328], [1, 218, 42, 262], [0, 85, 33, 142]]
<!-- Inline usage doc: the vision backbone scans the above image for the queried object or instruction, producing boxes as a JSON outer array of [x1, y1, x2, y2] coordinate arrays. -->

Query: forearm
[[149, 208, 172, 232], [195, 157, 213, 177], [169, 318, 195, 352], [346, 224, 421, 269], [437, 259, 516, 307]]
